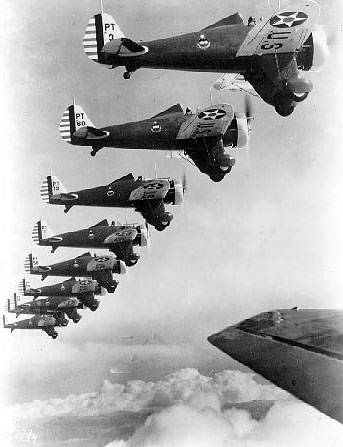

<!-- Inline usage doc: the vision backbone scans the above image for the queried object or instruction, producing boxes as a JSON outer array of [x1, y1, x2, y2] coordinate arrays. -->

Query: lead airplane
[[32, 218, 149, 267], [82, 1, 328, 116], [6, 293, 81, 324], [25, 252, 126, 293], [60, 100, 250, 182], [19, 277, 103, 311], [3, 314, 63, 339], [40, 174, 183, 231]]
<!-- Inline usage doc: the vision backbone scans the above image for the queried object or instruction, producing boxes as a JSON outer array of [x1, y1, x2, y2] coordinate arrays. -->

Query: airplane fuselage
[[105, 25, 251, 73], [73, 111, 238, 151]]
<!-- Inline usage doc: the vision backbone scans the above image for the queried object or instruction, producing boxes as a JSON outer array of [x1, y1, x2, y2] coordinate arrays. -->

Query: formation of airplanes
[[4, 2, 330, 346]]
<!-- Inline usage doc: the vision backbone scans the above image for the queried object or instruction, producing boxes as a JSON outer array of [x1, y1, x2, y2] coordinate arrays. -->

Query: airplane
[[40, 174, 184, 231], [82, 1, 328, 116], [59, 100, 251, 182], [208, 308, 343, 424], [32, 218, 149, 267], [6, 293, 81, 323], [3, 314, 63, 339], [19, 277, 103, 311], [24, 252, 126, 293]]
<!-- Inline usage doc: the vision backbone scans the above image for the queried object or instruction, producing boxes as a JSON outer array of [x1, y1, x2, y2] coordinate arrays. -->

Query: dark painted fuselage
[[73, 110, 238, 151], [23, 278, 101, 297], [105, 25, 251, 73], [16, 297, 79, 316]]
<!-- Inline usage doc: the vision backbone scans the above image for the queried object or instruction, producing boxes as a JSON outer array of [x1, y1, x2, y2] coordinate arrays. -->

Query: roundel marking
[[197, 34, 211, 50], [79, 279, 92, 285], [107, 189, 114, 197], [95, 256, 110, 263], [198, 109, 226, 120], [141, 182, 165, 190], [270, 11, 308, 28]]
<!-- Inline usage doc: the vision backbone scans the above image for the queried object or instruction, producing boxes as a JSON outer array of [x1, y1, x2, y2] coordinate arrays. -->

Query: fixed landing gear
[[123, 71, 132, 79], [51, 332, 58, 339], [90, 145, 103, 157]]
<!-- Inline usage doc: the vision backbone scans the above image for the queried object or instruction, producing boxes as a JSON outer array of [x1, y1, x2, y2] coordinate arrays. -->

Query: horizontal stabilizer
[[203, 13, 244, 30], [150, 104, 184, 119], [102, 37, 148, 58]]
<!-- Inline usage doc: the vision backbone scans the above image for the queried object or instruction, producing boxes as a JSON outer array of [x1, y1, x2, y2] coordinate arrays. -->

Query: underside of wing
[[129, 180, 170, 201], [177, 104, 234, 140], [236, 1, 320, 57], [104, 227, 137, 244]]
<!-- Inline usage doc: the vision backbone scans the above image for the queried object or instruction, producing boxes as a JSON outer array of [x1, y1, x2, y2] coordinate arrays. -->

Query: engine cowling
[[298, 27, 329, 72]]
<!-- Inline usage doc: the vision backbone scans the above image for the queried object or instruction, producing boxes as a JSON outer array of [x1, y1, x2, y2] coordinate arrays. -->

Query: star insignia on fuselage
[[198, 109, 226, 120], [270, 11, 308, 28], [151, 121, 162, 133], [197, 34, 211, 50]]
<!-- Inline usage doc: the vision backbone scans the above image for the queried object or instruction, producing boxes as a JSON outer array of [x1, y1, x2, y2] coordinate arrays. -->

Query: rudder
[[18, 278, 31, 295], [83, 12, 125, 64], [40, 175, 67, 203], [60, 103, 95, 144], [24, 253, 39, 274], [32, 219, 54, 244]]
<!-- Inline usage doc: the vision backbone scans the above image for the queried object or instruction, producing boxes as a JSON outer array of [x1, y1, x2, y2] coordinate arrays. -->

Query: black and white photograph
[[1, 1, 343, 446]]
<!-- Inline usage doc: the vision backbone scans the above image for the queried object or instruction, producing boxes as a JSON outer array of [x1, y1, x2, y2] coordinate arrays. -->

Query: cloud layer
[[6, 368, 343, 446]]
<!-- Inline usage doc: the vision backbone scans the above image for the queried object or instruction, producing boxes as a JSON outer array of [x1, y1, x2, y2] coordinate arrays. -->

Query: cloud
[[7, 368, 343, 446], [8, 369, 285, 421], [105, 400, 343, 447]]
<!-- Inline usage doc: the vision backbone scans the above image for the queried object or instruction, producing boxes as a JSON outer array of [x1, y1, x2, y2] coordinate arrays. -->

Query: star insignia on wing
[[198, 109, 226, 120], [270, 11, 308, 28]]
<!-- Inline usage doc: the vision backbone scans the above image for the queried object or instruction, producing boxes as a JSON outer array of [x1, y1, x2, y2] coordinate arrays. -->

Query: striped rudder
[[32, 219, 53, 244], [60, 104, 95, 145], [18, 278, 30, 295], [83, 12, 124, 64], [40, 175, 67, 203]]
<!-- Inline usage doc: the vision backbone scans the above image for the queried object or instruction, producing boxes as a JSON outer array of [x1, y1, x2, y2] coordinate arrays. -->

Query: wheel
[[52, 333, 58, 339], [123, 71, 131, 79], [73, 318, 81, 324], [126, 258, 139, 267], [107, 286, 117, 293], [155, 224, 167, 231], [90, 150, 97, 157], [90, 305, 99, 312]]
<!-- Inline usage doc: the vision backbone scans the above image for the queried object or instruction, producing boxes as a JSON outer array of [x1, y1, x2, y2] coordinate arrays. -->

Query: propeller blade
[[182, 172, 187, 194], [244, 95, 253, 121]]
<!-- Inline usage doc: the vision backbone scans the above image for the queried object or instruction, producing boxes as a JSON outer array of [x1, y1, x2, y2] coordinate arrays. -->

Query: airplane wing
[[213, 74, 258, 96], [104, 227, 137, 244], [176, 104, 234, 140], [209, 308, 343, 424], [236, 1, 320, 57], [129, 180, 170, 201]]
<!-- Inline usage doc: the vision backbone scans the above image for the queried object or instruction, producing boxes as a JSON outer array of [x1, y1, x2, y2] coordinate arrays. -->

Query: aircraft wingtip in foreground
[[82, 0, 328, 116]]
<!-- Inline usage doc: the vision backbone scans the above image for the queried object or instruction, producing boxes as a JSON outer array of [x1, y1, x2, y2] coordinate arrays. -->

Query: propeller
[[144, 220, 151, 253], [182, 171, 187, 195], [244, 95, 253, 124]]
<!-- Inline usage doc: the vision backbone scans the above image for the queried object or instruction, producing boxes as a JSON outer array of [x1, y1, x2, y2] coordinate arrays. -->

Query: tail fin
[[3, 315, 8, 328], [60, 103, 95, 144], [24, 253, 39, 274], [40, 175, 67, 204], [32, 219, 54, 244], [18, 278, 30, 295], [83, 12, 125, 64]]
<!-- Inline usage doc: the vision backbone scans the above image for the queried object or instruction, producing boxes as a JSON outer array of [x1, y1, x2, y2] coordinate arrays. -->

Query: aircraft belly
[[209, 310, 343, 424]]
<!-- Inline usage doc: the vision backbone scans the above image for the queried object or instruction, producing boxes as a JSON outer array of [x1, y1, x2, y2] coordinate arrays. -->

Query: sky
[[1, 0, 343, 445]]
